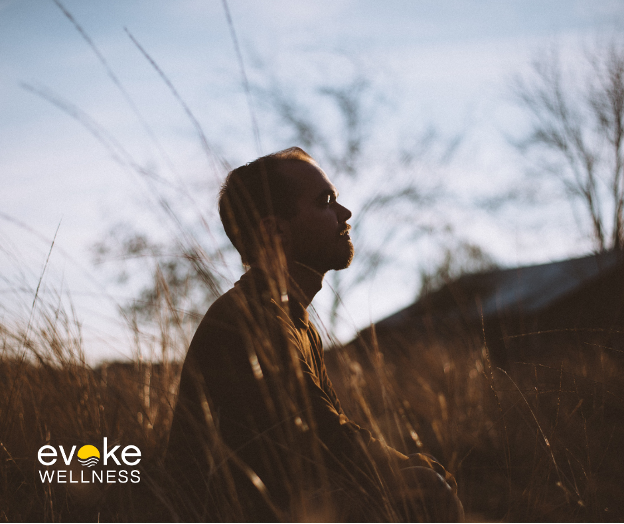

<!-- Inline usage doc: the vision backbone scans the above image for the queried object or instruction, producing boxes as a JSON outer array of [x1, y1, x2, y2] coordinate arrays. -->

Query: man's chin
[[332, 244, 354, 271], [299, 242, 354, 273]]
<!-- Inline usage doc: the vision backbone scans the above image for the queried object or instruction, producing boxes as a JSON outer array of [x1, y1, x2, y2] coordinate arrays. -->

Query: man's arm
[[304, 324, 458, 492], [276, 323, 410, 477]]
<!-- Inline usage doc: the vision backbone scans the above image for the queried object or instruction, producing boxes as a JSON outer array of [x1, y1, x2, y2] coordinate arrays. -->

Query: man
[[165, 147, 463, 521]]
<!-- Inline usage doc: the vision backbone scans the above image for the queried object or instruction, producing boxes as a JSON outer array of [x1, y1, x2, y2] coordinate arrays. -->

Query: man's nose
[[338, 203, 352, 222]]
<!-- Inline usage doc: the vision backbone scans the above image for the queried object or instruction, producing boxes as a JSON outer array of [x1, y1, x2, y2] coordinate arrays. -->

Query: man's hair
[[218, 147, 316, 264]]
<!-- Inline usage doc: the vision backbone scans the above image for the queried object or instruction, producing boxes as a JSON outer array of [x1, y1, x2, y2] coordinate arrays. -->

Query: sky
[[1, 0, 623, 362]]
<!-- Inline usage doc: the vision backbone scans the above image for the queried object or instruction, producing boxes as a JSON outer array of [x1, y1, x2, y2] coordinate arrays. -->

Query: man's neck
[[249, 260, 325, 309], [286, 261, 325, 309]]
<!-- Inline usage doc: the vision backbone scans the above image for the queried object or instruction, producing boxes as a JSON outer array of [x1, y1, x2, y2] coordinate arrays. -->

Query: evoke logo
[[37, 438, 141, 484]]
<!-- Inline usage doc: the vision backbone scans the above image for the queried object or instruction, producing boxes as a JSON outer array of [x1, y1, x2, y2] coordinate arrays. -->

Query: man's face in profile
[[283, 161, 354, 274]]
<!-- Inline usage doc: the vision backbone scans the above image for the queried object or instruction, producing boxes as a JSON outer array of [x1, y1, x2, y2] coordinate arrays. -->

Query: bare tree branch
[[513, 38, 624, 251]]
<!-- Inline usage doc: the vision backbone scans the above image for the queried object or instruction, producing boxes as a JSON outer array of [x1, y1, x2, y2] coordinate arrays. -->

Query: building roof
[[376, 250, 624, 330]]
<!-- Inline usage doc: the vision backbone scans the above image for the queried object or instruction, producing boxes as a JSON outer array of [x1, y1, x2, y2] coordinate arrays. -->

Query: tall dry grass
[[0, 292, 180, 521], [1, 271, 622, 521], [4, 4, 622, 519], [325, 323, 624, 522]]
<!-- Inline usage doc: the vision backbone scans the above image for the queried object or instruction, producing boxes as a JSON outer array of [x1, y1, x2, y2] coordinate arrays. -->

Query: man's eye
[[319, 193, 337, 206]]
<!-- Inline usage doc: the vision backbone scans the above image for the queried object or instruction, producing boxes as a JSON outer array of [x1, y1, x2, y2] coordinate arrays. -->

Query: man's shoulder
[[191, 271, 279, 341], [193, 281, 247, 335], [183, 284, 249, 366], [184, 272, 287, 370]]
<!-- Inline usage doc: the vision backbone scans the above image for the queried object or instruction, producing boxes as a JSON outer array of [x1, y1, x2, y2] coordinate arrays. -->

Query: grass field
[[1, 284, 623, 522], [3, 3, 622, 519]]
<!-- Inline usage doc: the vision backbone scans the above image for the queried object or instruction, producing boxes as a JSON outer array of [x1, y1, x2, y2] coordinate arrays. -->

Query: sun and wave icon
[[77, 445, 100, 467]]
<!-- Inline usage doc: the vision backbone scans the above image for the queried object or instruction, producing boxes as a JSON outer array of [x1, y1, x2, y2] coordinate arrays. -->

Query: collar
[[288, 297, 309, 330], [236, 267, 309, 330]]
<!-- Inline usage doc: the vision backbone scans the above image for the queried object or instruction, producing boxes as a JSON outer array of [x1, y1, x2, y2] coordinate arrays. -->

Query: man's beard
[[293, 237, 354, 274], [332, 238, 354, 271]]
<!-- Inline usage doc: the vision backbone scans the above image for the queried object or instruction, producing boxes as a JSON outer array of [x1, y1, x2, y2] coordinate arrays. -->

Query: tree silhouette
[[513, 37, 624, 251]]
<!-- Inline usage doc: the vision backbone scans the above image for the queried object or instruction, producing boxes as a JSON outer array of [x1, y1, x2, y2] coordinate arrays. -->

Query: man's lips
[[339, 225, 351, 239]]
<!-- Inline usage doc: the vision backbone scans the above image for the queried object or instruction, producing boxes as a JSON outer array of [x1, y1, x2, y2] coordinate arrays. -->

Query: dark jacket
[[165, 268, 404, 520]]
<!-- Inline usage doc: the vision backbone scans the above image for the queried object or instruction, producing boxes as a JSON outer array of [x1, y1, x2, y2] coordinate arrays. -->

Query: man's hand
[[406, 453, 458, 494]]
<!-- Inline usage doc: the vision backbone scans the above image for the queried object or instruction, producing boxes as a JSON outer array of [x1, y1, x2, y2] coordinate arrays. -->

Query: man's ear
[[259, 215, 291, 249]]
